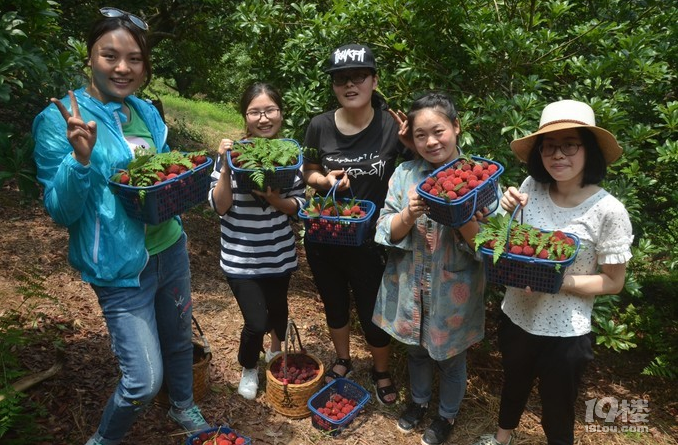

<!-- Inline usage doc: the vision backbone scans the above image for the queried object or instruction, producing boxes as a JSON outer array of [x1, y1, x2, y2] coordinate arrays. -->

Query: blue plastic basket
[[416, 156, 503, 227], [307, 378, 371, 436], [108, 156, 213, 225], [228, 138, 302, 193], [185, 425, 251, 445], [479, 207, 581, 293], [299, 183, 376, 247]]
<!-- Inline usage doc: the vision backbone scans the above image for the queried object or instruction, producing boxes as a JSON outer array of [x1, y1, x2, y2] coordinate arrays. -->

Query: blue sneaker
[[168, 404, 209, 434], [85, 433, 105, 445]]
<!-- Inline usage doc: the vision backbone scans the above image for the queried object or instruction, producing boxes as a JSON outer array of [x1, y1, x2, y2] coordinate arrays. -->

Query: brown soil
[[0, 187, 676, 445]]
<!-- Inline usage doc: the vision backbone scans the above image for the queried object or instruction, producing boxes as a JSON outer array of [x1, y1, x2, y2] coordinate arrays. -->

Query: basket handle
[[280, 319, 306, 382], [504, 205, 525, 248], [192, 315, 211, 354], [325, 180, 356, 217]]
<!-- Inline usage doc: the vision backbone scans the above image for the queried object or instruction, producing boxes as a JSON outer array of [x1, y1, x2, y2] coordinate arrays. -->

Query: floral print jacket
[[372, 158, 487, 361]]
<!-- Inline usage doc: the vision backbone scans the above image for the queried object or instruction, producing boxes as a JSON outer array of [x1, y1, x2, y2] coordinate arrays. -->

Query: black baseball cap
[[325, 44, 377, 74]]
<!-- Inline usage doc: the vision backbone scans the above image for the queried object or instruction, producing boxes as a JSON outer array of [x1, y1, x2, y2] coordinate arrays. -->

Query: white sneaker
[[265, 349, 281, 363], [238, 367, 259, 400]]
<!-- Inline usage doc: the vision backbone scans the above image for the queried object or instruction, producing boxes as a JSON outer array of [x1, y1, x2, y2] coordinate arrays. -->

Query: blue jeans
[[407, 344, 467, 420], [91, 233, 194, 444]]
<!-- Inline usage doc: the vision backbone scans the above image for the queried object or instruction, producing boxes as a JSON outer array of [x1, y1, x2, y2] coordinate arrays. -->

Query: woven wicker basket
[[265, 321, 324, 419], [155, 316, 211, 407]]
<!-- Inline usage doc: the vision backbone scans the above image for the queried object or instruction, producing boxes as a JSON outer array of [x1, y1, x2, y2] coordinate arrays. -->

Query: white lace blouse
[[502, 176, 634, 337]]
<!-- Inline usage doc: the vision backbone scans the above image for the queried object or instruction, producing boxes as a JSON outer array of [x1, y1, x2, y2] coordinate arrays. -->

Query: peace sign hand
[[51, 90, 97, 165], [388, 108, 414, 150]]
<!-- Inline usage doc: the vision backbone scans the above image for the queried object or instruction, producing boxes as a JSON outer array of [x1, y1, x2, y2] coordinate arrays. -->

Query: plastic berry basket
[[307, 378, 371, 437], [108, 156, 213, 225], [298, 183, 376, 247], [186, 425, 251, 445], [479, 207, 581, 293], [227, 138, 302, 193], [416, 156, 503, 227]]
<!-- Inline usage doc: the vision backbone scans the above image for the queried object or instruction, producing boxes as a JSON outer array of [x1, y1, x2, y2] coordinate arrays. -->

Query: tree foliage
[[4, 0, 677, 378], [223, 0, 677, 376]]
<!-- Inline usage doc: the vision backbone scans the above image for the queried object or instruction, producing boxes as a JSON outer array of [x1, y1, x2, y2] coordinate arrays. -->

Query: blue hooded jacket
[[32, 87, 172, 287]]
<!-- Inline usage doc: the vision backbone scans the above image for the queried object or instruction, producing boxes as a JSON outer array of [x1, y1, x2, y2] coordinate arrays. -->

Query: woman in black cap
[[302, 43, 408, 405]]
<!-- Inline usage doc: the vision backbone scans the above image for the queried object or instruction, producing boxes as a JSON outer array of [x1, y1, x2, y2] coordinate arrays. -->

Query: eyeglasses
[[539, 142, 583, 157], [331, 72, 371, 86], [245, 108, 280, 120], [100, 7, 149, 31]]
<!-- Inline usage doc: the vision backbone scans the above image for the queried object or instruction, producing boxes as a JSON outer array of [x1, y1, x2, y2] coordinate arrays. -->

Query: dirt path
[[0, 189, 676, 445]]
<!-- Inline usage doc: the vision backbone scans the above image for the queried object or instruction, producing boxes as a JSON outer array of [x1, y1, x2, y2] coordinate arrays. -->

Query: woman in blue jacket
[[32, 8, 208, 445]]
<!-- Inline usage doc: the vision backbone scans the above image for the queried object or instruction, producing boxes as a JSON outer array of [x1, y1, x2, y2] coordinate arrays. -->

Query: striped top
[[208, 155, 306, 278]]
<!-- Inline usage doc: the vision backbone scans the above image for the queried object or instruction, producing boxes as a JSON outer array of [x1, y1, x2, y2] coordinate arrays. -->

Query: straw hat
[[510, 99, 622, 165]]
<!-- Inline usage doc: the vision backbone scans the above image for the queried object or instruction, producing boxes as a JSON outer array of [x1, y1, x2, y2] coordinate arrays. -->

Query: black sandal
[[372, 367, 397, 405], [324, 357, 352, 383]]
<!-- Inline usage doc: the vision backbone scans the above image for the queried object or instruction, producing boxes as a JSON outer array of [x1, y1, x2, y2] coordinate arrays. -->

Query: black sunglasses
[[100, 7, 149, 31]]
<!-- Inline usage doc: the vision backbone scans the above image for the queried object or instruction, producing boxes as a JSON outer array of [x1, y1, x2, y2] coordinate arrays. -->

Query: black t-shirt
[[303, 107, 405, 212]]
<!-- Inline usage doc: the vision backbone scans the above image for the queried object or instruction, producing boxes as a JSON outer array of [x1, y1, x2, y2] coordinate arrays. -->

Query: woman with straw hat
[[472, 99, 633, 445]]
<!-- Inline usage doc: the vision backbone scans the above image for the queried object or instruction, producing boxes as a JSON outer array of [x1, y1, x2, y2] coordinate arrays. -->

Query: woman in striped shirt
[[209, 83, 306, 400]]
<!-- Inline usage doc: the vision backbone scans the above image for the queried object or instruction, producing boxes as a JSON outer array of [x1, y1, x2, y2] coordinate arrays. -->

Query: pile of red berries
[[314, 393, 359, 422], [269, 354, 320, 385], [419, 158, 500, 202], [190, 429, 247, 445], [476, 214, 578, 263]]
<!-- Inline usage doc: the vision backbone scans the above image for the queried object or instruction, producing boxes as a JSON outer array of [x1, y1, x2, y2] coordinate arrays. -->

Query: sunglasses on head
[[99, 7, 148, 31]]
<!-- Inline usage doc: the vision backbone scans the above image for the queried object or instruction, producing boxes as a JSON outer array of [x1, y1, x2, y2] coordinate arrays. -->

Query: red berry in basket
[[510, 245, 523, 255], [537, 249, 549, 259], [166, 164, 182, 175], [119, 173, 130, 185], [235, 438, 246, 445]]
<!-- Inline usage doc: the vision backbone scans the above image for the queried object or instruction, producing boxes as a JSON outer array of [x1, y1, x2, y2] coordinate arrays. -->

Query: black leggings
[[304, 239, 391, 348], [497, 313, 594, 445], [227, 275, 290, 369]]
